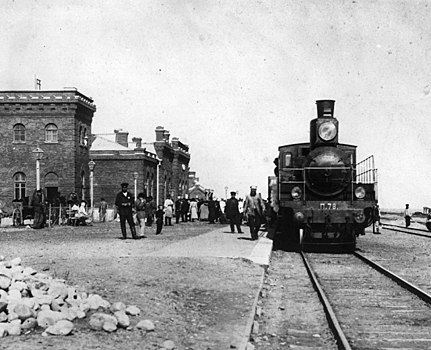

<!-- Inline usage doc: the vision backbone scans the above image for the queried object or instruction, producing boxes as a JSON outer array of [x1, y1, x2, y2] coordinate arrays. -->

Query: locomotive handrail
[[355, 155, 376, 184], [284, 166, 376, 172], [279, 165, 377, 203]]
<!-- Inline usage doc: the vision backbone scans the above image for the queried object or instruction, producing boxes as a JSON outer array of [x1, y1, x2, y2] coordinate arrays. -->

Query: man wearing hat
[[404, 203, 412, 228], [225, 191, 243, 233], [115, 182, 138, 239], [243, 186, 265, 240]]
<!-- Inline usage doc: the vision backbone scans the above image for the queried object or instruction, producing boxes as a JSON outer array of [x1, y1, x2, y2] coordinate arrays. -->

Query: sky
[[1, 0, 431, 211]]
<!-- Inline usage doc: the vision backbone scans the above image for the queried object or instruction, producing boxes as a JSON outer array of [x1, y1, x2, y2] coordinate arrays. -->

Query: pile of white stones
[[0, 256, 156, 338]]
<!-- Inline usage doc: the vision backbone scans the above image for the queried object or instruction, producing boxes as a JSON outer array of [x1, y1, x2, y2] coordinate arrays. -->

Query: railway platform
[[0, 223, 273, 350], [148, 225, 273, 350], [148, 224, 273, 267]]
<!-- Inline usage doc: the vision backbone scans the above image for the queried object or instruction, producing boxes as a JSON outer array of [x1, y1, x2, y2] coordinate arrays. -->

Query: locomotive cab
[[273, 100, 378, 253]]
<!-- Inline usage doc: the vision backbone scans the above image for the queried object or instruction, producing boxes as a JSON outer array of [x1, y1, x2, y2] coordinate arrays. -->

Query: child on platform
[[155, 205, 164, 235]]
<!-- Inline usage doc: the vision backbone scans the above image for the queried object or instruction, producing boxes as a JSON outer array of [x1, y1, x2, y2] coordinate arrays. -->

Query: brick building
[[90, 126, 190, 206], [0, 89, 96, 207], [188, 171, 211, 200], [0, 88, 192, 212]]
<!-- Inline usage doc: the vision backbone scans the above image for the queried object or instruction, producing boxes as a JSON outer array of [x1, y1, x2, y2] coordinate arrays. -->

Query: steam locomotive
[[269, 100, 378, 252]]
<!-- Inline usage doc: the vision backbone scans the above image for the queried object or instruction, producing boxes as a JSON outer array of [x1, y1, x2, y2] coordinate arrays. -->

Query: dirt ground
[[0, 221, 264, 350]]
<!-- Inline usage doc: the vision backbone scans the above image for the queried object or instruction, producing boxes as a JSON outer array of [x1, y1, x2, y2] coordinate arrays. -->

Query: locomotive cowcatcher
[[270, 100, 378, 252]]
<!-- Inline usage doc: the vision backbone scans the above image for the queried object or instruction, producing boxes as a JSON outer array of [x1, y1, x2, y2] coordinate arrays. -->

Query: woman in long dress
[[135, 193, 147, 237], [164, 195, 174, 226], [199, 202, 209, 221], [189, 199, 198, 222]]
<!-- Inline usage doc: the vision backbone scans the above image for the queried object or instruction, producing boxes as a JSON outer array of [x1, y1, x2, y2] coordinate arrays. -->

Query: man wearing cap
[[243, 186, 265, 240], [225, 191, 243, 233], [115, 182, 138, 239], [404, 203, 412, 228]]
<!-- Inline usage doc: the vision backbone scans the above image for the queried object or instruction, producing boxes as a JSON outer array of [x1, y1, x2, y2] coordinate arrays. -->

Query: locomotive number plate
[[319, 203, 338, 210]]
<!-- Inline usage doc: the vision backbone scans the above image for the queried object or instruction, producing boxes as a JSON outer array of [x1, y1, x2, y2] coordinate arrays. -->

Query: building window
[[14, 172, 26, 200], [45, 124, 58, 143], [79, 126, 83, 145], [83, 128, 88, 146], [13, 124, 26, 142]]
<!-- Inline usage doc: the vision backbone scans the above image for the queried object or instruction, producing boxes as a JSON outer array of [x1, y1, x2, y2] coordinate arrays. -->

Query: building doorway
[[46, 187, 59, 204]]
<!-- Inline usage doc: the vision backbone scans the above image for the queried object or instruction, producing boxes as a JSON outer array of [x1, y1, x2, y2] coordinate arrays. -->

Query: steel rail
[[300, 252, 352, 350], [353, 252, 431, 304], [382, 222, 430, 233], [381, 223, 431, 238]]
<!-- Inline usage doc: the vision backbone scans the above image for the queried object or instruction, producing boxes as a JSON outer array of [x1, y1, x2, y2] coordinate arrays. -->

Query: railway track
[[253, 250, 431, 349], [381, 222, 431, 238], [304, 252, 431, 349]]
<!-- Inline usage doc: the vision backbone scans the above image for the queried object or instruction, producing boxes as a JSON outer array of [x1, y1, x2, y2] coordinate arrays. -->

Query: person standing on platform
[[115, 183, 138, 239], [135, 193, 147, 238], [208, 196, 217, 224], [145, 196, 156, 227], [164, 195, 174, 226], [225, 191, 243, 233], [404, 204, 412, 228], [175, 196, 182, 224], [243, 186, 265, 240], [155, 205, 164, 235], [31, 189, 45, 229], [98, 198, 108, 223], [181, 197, 190, 222], [199, 201, 209, 221], [189, 199, 198, 222]]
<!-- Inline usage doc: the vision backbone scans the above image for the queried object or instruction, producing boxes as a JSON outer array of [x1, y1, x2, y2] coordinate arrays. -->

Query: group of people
[[173, 197, 223, 224], [114, 182, 268, 241], [226, 186, 266, 241], [114, 182, 170, 239]]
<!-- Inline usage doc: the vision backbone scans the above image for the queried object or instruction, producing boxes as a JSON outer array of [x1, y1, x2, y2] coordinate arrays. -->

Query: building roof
[[91, 135, 130, 151], [189, 183, 208, 193], [140, 142, 157, 155], [91, 135, 158, 159], [0, 89, 96, 111]]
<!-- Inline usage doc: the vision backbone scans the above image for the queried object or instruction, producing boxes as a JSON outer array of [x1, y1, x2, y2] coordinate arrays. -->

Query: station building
[[0, 89, 96, 207], [90, 126, 191, 205], [0, 88, 192, 212], [188, 171, 211, 200]]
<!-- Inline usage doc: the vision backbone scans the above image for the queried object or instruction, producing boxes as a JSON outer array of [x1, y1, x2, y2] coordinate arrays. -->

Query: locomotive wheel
[[272, 225, 301, 252], [286, 227, 301, 252]]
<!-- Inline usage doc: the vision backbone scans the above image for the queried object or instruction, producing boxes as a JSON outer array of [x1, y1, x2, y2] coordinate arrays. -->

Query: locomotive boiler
[[270, 100, 378, 252]]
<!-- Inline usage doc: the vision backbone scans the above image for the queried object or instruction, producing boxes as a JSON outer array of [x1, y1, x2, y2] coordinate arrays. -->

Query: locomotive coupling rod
[[301, 252, 352, 350]]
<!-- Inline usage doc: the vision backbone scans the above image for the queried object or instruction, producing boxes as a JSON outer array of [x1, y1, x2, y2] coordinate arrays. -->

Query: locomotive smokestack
[[316, 100, 335, 118], [310, 99, 338, 150]]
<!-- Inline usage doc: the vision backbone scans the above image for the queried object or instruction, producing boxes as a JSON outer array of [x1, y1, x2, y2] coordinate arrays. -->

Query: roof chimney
[[132, 137, 142, 149], [114, 129, 129, 148], [155, 126, 165, 141]]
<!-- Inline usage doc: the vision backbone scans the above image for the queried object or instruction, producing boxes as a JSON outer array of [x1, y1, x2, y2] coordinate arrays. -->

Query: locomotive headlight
[[291, 186, 303, 199], [318, 121, 337, 141], [355, 186, 366, 199]]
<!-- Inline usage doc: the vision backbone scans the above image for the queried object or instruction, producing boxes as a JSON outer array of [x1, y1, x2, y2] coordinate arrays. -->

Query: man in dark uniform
[[175, 196, 182, 224], [115, 182, 138, 239], [181, 197, 190, 222], [225, 191, 243, 233]]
